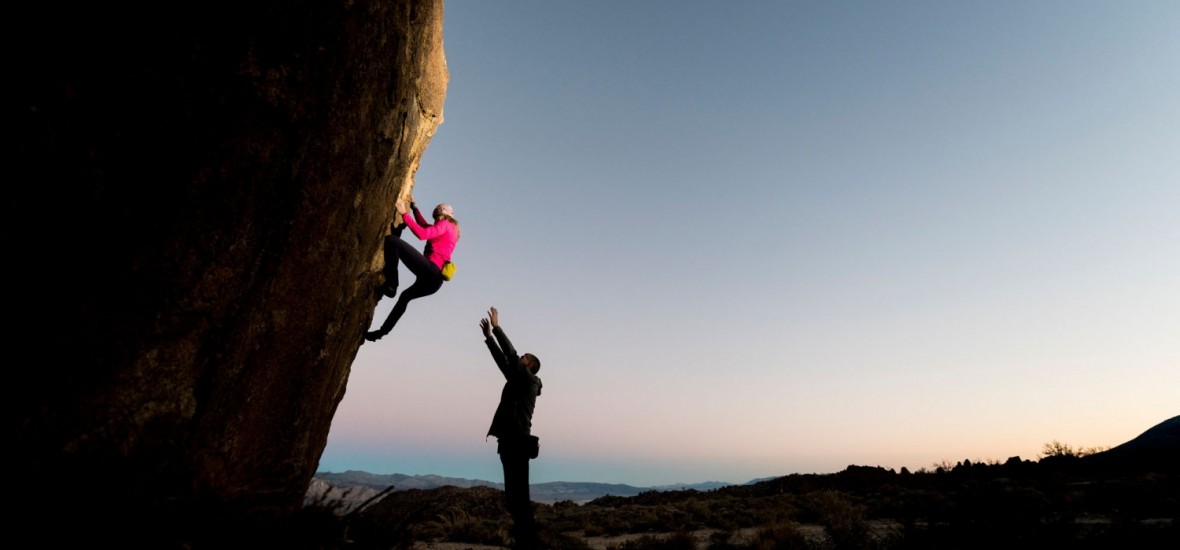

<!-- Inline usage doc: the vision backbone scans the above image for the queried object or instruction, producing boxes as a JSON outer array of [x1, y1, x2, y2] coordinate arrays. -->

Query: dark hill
[[1086, 414, 1180, 473]]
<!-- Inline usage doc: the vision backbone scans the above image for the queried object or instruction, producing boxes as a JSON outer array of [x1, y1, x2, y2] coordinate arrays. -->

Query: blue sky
[[319, 1, 1179, 487]]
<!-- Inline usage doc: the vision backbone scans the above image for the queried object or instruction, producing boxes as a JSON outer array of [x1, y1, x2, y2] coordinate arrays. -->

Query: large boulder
[[12, 0, 446, 545]]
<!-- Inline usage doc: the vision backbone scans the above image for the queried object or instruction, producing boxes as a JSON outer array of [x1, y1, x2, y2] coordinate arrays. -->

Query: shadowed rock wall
[[12, 0, 446, 544]]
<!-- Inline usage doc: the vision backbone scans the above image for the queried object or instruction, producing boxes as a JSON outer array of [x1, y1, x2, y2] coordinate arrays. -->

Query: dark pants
[[371, 235, 443, 336], [498, 438, 537, 549]]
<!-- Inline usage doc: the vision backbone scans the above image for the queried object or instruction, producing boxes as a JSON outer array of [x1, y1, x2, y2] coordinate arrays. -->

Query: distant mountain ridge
[[311, 470, 738, 505]]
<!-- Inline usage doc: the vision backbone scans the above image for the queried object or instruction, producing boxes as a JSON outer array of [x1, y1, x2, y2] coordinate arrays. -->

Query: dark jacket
[[485, 326, 541, 440]]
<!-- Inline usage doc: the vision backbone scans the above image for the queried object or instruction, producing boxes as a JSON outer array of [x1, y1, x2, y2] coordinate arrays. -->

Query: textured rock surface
[[13, 0, 446, 544]]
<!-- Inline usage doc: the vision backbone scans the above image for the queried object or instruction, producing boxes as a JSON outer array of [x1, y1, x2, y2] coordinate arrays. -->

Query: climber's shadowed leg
[[377, 229, 404, 298], [365, 236, 444, 342]]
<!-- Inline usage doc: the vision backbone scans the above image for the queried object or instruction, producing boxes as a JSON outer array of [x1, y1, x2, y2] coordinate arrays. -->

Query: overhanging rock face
[[14, 0, 446, 543]]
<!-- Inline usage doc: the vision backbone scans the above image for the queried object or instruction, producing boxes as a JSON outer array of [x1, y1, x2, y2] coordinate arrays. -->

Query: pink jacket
[[403, 210, 458, 269]]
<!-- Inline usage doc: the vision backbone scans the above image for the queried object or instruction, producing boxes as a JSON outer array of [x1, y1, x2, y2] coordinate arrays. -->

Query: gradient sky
[[318, 1, 1179, 487]]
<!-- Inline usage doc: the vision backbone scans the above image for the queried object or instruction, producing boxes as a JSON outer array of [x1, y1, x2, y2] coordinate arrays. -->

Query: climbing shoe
[[364, 330, 386, 342], [377, 283, 397, 298]]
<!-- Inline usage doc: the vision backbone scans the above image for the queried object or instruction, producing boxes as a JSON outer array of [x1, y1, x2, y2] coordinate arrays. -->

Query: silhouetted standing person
[[480, 306, 542, 549]]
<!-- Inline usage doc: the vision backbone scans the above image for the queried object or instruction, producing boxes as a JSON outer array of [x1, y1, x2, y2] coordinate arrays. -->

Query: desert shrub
[[705, 529, 740, 550], [684, 498, 711, 525], [613, 530, 698, 549], [742, 495, 800, 528], [1040, 440, 1109, 459], [803, 490, 871, 549], [539, 504, 590, 534], [708, 513, 742, 532], [583, 523, 607, 537], [436, 508, 506, 546], [617, 504, 692, 533], [536, 528, 595, 550], [663, 529, 700, 549], [693, 498, 761, 531], [592, 512, 635, 536], [751, 521, 810, 550]]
